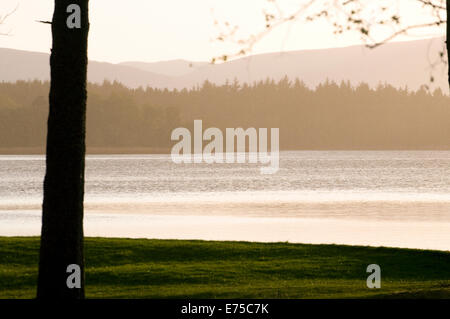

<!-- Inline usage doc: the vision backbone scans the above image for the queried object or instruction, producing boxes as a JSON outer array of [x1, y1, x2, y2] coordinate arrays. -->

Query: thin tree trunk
[[37, 0, 89, 299], [447, 0, 449, 87]]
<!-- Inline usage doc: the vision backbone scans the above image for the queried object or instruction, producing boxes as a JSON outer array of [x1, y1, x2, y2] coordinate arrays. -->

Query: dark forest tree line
[[1, 78, 449, 151]]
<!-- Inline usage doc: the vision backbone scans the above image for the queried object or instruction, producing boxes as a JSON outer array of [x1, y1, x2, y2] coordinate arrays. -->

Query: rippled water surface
[[1, 151, 449, 250]]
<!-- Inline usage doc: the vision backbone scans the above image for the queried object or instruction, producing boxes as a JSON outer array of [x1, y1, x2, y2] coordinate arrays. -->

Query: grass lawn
[[1, 237, 450, 299]]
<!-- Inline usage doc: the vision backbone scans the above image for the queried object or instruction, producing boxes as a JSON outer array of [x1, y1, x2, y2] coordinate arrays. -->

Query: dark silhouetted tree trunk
[[447, 1, 449, 87], [37, 0, 89, 299]]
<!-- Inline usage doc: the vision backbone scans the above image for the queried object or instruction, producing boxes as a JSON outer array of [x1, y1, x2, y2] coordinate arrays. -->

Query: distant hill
[[0, 48, 173, 88], [0, 37, 448, 93], [119, 60, 208, 77], [174, 38, 448, 93]]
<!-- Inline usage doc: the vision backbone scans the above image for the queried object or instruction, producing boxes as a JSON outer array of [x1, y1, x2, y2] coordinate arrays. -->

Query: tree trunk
[[447, 0, 449, 87], [37, 0, 89, 299]]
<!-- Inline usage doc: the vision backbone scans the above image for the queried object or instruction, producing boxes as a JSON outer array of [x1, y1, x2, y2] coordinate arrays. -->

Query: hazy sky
[[0, 0, 446, 63]]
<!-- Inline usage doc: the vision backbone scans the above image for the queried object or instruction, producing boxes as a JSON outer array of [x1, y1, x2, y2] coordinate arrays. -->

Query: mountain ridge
[[0, 37, 448, 93]]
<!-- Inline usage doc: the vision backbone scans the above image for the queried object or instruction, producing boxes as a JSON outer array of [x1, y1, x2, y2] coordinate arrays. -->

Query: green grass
[[1, 237, 450, 298]]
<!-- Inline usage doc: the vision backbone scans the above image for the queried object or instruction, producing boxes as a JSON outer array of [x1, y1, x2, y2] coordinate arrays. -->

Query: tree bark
[[447, 0, 449, 87], [37, 0, 89, 299]]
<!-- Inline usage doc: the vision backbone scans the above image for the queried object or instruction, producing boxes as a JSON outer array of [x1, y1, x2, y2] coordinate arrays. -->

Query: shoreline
[[1, 234, 449, 253], [1, 235, 448, 252], [2, 209, 450, 251], [2, 147, 450, 155]]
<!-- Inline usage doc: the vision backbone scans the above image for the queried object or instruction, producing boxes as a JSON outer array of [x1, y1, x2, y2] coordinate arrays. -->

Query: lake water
[[1, 151, 450, 250]]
